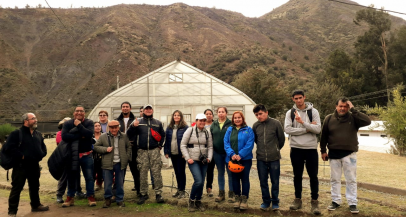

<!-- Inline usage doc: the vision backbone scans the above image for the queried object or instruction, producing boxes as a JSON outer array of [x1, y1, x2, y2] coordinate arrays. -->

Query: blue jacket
[[224, 125, 254, 163], [164, 125, 188, 157]]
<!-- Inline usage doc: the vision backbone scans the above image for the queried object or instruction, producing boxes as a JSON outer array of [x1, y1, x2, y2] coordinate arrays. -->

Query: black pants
[[129, 149, 140, 192], [290, 148, 319, 200], [8, 161, 41, 214], [205, 157, 215, 189], [94, 158, 103, 186], [171, 154, 186, 191], [56, 169, 82, 197]]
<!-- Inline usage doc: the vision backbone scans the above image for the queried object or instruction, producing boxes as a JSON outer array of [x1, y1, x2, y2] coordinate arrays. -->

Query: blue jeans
[[67, 155, 95, 197], [231, 159, 252, 197], [103, 163, 124, 202], [188, 161, 208, 200], [213, 151, 233, 191], [257, 160, 280, 205]]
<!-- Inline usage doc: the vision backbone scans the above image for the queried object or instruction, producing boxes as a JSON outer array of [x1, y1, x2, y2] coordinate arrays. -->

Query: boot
[[103, 198, 111, 208], [311, 200, 321, 215], [233, 195, 241, 209], [172, 191, 180, 198], [62, 196, 74, 207], [188, 199, 196, 212], [156, 194, 165, 203], [117, 201, 125, 207], [228, 191, 235, 203], [240, 195, 248, 210], [56, 195, 64, 203], [88, 195, 97, 207], [137, 195, 149, 205], [290, 198, 302, 210], [215, 190, 225, 202], [195, 200, 205, 212]]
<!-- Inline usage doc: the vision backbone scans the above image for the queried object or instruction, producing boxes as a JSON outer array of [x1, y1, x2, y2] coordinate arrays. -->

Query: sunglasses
[[99, 114, 107, 117]]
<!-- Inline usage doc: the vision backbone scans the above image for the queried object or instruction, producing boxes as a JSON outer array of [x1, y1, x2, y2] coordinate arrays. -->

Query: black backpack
[[0, 129, 23, 171], [290, 108, 312, 125]]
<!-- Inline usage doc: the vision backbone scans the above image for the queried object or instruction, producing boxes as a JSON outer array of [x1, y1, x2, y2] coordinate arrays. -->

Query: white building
[[357, 121, 394, 153]]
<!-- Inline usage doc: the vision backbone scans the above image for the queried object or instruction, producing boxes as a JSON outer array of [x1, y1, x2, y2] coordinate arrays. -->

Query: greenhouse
[[88, 60, 257, 127]]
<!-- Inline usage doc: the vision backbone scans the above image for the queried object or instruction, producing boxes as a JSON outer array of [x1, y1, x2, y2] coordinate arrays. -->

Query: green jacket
[[210, 118, 232, 154], [93, 132, 132, 170]]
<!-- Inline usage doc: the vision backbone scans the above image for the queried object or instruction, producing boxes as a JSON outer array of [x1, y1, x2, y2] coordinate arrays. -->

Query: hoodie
[[284, 102, 321, 149]]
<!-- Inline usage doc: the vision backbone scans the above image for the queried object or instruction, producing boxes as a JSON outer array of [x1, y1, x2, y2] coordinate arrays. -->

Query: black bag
[[0, 129, 22, 170]]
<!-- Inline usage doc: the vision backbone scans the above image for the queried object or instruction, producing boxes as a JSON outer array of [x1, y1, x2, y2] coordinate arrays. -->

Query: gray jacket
[[252, 117, 285, 162], [284, 102, 321, 149], [180, 126, 213, 161], [93, 132, 132, 170]]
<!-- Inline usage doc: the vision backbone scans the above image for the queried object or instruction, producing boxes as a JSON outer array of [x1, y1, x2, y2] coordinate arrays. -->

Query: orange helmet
[[228, 161, 245, 173]]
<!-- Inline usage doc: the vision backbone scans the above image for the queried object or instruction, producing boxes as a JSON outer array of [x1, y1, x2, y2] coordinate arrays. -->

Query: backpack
[[0, 129, 22, 181], [290, 108, 312, 125]]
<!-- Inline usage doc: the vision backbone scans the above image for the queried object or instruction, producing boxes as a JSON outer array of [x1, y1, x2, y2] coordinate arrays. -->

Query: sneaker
[[31, 204, 49, 212], [328, 201, 340, 211], [207, 188, 213, 197], [88, 195, 97, 207], [311, 200, 321, 215], [290, 198, 302, 210], [260, 203, 270, 211], [117, 201, 126, 207], [137, 195, 149, 205], [76, 191, 86, 199], [103, 199, 111, 208], [62, 196, 74, 207], [156, 194, 164, 203], [188, 199, 196, 212], [349, 205, 359, 214], [177, 190, 186, 199], [272, 203, 279, 211], [172, 191, 180, 198], [56, 195, 64, 203], [195, 200, 205, 212]]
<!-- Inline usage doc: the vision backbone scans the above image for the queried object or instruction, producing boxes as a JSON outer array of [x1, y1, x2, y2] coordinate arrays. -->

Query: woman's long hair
[[168, 110, 187, 129]]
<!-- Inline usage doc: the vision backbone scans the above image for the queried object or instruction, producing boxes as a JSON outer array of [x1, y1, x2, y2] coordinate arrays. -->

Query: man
[[127, 104, 166, 204], [139, 106, 143, 118], [4, 113, 48, 217], [98, 110, 110, 133], [116, 102, 140, 195], [320, 97, 371, 214], [116, 102, 135, 134], [284, 90, 321, 215], [252, 104, 285, 211], [94, 120, 132, 208], [61, 105, 96, 207]]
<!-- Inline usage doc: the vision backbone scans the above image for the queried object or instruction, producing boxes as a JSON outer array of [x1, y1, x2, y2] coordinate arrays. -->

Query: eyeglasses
[[28, 117, 37, 121], [75, 110, 85, 113], [99, 114, 107, 117]]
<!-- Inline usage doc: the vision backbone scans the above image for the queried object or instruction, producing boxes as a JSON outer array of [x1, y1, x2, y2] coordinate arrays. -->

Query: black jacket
[[3, 126, 47, 164], [116, 112, 135, 134], [62, 118, 94, 153], [127, 116, 165, 150], [48, 140, 71, 180]]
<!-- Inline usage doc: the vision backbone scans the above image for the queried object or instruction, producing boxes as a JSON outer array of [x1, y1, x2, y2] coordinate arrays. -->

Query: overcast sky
[[1, 0, 406, 20]]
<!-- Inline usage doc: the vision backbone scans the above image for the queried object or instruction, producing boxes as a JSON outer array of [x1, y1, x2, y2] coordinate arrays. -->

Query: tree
[[354, 7, 391, 102], [231, 68, 289, 118], [25, 4, 30, 9], [388, 26, 406, 83], [365, 85, 406, 156]]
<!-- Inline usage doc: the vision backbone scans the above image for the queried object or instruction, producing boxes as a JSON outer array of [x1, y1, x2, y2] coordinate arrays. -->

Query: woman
[[210, 107, 233, 202], [164, 110, 188, 199], [93, 122, 103, 191], [204, 109, 215, 197], [224, 111, 254, 210], [180, 114, 213, 212]]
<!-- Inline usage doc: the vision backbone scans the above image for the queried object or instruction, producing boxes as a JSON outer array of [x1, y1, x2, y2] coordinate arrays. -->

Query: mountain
[[0, 0, 405, 122]]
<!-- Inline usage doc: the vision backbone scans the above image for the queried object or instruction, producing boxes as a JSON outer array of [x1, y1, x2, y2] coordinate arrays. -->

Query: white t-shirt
[[124, 118, 129, 133]]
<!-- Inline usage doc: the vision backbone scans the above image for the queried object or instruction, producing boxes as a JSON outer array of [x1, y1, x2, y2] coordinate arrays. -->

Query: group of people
[[3, 89, 371, 216]]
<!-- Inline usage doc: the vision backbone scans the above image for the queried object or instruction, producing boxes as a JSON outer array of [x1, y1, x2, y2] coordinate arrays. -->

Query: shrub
[[282, 55, 288, 61], [289, 46, 292, 51], [0, 123, 17, 143], [304, 55, 309, 60]]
